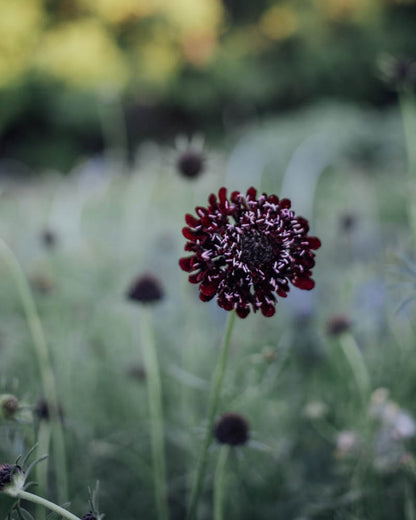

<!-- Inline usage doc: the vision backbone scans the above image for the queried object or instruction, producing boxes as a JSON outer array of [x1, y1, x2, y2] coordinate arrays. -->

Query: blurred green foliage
[[0, 0, 416, 170]]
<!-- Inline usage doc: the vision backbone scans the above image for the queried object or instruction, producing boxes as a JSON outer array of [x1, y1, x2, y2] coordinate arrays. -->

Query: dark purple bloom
[[378, 54, 416, 91], [339, 213, 357, 233], [0, 394, 19, 420], [326, 314, 351, 336], [126, 274, 164, 304], [176, 149, 205, 179], [0, 464, 22, 491], [179, 187, 321, 318], [214, 412, 249, 446], [41, 229, 57, 249], [34, 399, 64, 422], [81, 513, 97, 520]]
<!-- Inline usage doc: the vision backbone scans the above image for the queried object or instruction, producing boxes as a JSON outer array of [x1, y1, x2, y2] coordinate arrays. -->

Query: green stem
[[399, 91, 416, 240], [36, 421, 51, 520], [340, 333, 370, 403], [97, 90, 128, 170], [139, 306, 169, 520], [0, 238, 68, 502], [186, 310, 237, 520], [15, 490, 81, 520], [404, 477, 416, 520], [213, 446, 230, 520]]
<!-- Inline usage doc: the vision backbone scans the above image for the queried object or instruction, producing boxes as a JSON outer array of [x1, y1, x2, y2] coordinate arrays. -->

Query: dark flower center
[[240, 231, 275, 269]]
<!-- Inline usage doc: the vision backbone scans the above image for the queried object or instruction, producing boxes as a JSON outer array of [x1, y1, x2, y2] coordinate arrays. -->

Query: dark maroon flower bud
[[35, 399, 64, 422], [0, 464, 22, 491], [326, 314, 351, 336], [179, 187, 321, 318], [41, 229, 58, 249], [378, 54, 416, 91], [0, 394, 19, 420], [176, 149, 205, 179], [339, 213, 357, 233], [30, 273, 55, 294], [81, 513, 97, 520], [214, 412, 250, 446], [126, 365, 146, 382], [126, 274, 164, 304]]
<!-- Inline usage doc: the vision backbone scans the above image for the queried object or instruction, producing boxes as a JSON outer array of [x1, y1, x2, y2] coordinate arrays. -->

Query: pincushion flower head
[[179, 187, 321, 318]]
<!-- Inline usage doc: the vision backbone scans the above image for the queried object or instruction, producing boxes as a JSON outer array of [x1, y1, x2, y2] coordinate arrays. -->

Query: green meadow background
[[1, 1, 416, 519]]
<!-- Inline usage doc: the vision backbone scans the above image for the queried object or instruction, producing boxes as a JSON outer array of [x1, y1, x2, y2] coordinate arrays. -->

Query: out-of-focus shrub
[[0, 0, 415, 170]]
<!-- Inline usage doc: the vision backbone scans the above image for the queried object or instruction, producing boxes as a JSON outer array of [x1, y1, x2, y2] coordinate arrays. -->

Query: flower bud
[[176, 149, 205, 179], [326, 314, 351, 336], [214, 412, 250, 446], [0, 394, 19, 420], [126, 274, 164, 304], [0, 464, 24, 493], [81, 513, 98, 520]]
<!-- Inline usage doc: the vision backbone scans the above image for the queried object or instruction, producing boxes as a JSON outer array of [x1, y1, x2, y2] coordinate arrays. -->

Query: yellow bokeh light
[[154, 0, 224, 65], [137, 33, 181, 85], [80, 0, 157, 25], [258, 5, 298, 40], [180, 30, 218, 66], [312, 0, 362, 20], [156, 0, 224, 34], [0, 0, 44, 86], [34, 19, 129, 90]]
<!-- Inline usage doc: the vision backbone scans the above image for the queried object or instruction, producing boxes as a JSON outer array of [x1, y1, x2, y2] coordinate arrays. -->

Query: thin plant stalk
[[339, 332, 371, 403], [186, 310, 237, 520], [213, 446, 230, 520], [399, 91, 416, 241], [10, 490, 81, 520], [139, 306, 169, 520], [97, 89, 128, 172], [36, 421, 52, 520], [0, 238, 68, 502], [404, 477, 416, 520]]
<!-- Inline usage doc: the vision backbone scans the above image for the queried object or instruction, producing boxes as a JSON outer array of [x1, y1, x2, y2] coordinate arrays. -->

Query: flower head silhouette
[[179, 187, 320, 318], [214, 412, 250, 446]]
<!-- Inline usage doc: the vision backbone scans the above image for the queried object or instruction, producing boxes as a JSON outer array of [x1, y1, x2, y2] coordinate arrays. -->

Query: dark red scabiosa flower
[[176, 149, 205, 179], [126, 274, 164, 304], [214, 412, 250, 446], [179, 187, 321, 318], [0, 464, 22, 491]]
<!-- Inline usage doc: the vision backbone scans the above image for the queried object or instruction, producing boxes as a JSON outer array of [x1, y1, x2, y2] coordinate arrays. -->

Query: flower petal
[[307, 237, 321, 249], [293, 277, 315, 290], [185, 214, 200, 227], [179, 257, 195, 272]]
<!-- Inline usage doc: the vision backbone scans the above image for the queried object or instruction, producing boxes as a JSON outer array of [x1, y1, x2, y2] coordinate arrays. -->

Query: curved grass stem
[[0, 238, 68, 502], [15, 490, 81, 520], [36, 421, 51, 520], [399, 91, 416, 241]]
